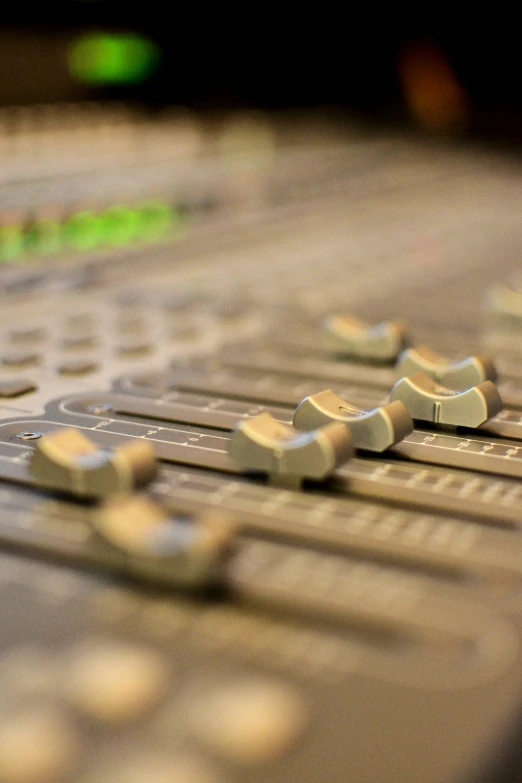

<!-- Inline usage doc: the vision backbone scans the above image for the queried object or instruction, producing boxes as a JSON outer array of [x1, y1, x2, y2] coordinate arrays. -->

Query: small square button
[[0, 379, 37, 398], [1, 352, 40, 368], [57, 360, 99, 376]]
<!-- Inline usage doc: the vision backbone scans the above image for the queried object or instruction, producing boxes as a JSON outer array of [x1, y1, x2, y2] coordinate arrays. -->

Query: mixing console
[[1, 105, 522, 782]]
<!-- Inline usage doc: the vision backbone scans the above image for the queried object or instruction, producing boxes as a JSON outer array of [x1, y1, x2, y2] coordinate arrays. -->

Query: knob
[[322, 315, 408, 361], [292, 389, 413, 452], [390, 372, 502, 427], [229, 412, 353, 487], [30, 428, 157, 498], [396, 346, 497, 389], [93, 495, 235, 588], [486, 283, 522, 322]]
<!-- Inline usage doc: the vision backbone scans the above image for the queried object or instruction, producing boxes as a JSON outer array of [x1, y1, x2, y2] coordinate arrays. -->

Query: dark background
[[1, 12, 520, 143]]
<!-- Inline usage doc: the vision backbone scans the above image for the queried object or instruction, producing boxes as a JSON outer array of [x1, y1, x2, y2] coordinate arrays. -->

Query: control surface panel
[[1, 110, 522, 782]]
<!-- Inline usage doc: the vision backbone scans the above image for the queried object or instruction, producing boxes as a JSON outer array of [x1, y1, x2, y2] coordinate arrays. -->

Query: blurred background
[[0, 11, 520, 267], [1, 13, 521, 141]]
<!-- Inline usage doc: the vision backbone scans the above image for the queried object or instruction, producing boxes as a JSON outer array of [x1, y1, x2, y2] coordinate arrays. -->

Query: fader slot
[[123, 366, 386, 408], [149, 470, 522, 606], [228, 537, 519, 659], [61, 390, 292, 431], [114, 379, 522, 446], [2, 413, 522, 529], [58, 390, 522, 480], [0, 468, 517, 664], [222, 347, 397, 388], [126, 365, 522, 443], [0, 465, 502, 658], [214, 347, 522, 409], [2, 437, 522, 610]]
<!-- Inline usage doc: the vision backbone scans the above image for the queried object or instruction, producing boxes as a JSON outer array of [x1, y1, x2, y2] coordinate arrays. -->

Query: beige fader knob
[[390, 372, 502, 427], [486, 282, 522, 322], [30, 428, 157, 498], [323, 315, 408, 361], [229, 412, 353, 488], [93, 495, 235, 588], [396, 345, 497, 390], [293, 389, 413, 452]]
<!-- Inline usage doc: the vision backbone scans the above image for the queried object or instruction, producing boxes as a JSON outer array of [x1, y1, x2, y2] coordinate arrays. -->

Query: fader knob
[[486, 283, 522, 321], [229, 412, 353, 487], [293, 389, 413, 452], [93, 495, 235, 588], [390, 372, 502, 427], [396, 346, 497, 389], [30, 428, 157, 498], [322, 315, 408, 361], [486, 283, 522, 322]]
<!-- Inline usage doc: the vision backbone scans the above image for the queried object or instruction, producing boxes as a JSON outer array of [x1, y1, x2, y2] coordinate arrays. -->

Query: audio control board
[[1, 112, 522, 783]]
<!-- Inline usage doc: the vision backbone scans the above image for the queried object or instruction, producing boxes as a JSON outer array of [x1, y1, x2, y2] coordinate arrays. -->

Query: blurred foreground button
[[0, 378, 37, 398], [57, 359, 99, 376], [65, 640, 169, 723], [1, 351, 40, 368], [93, 496, 235, 589], [0, 706, 78, 783], [189, 678, 308, 763], [83, 751, 219, 783]]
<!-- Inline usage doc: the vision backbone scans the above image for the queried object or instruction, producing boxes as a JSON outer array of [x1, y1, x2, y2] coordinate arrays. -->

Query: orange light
[[399, 42, 470, 132]]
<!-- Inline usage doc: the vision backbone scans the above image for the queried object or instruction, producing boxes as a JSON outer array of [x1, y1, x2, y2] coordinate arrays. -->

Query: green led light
[[0, 200, 182, 264], [138, 201, 176, 241], [26, 219, 62, 256], [62, 211, 104, 251], [69, 33, 160, 85], [0, 225, 24, 263], [103, 206, 141, 246]]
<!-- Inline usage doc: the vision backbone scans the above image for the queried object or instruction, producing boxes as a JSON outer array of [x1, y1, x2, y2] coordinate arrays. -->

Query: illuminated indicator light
[[69, 33, 160, 85], [103, 206, 141, 246], [0, 225, 24, 263], [138, 201, 176, 241], [398, 42, 470, 131], [26, 219, 62, 256], [63, 211, 104, 251], [0, 200, 182, 263]]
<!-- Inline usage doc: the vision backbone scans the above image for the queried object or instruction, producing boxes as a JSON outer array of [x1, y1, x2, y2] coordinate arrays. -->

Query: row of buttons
[[0, 294, 253, 401], [0, 334, 174, 397], [0, 364, 102, 398], [0, 309, 232, 388], [4, 290, 248, 331], [0, 362, 104, 398], [0, 639, 307, 782], [4, 327, 201, 351], [3, 317, 238, 349], [1, 341, 153, 365], [0, 379, 37, 398]]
